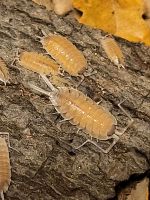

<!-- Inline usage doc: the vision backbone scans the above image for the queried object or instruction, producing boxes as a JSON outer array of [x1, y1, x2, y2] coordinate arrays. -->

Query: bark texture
[[0, 0, 150, 199]]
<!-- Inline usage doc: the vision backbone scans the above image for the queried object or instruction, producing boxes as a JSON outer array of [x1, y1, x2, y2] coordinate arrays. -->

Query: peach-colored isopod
[[41, 34, 87, 76], [0, 138, 11, 200], [29, 75, 133, 153], [100, 37, 125, 68], [0, 58, 10, 85], [19, 51, 60, 76]]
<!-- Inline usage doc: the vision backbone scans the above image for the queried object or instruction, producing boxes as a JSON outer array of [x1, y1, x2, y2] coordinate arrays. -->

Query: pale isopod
[[32, 0, 53, 11], [100, 36, 125, 68], [41, 34, 87, 76], [29, 75, 133, 153], [19, 51, 60, 76], [0, 58, 10, 85], [0, 137, 11, 200]]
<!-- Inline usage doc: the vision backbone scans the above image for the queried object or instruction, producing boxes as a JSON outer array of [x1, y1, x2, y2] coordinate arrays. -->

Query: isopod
[[0, 137, 11, 200], [29, 75, 133, 153], [19, 51, 60, 76], [18, 51, 71, 87], [0, 58, 10, 85], [100, 36, 125, 68], [41, 34, 87, 76], [32, 0, 53, 11]]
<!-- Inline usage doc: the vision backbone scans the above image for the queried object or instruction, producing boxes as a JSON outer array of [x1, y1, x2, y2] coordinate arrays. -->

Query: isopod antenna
[[28, 83, 53, 97]]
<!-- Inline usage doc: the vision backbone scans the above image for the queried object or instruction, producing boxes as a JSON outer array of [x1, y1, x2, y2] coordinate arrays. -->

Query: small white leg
[[76, 75, 85, 88], [117, 100, 134, 136], [74, 134, 119, 153]]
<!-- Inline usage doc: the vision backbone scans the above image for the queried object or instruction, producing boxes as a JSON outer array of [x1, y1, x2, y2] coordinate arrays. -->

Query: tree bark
[[0, 0, 149, 199]]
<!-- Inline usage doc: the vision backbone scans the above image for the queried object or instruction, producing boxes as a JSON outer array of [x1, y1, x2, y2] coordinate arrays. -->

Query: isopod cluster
[[16, 32, 132, 154], [0, 32, 132, 198]]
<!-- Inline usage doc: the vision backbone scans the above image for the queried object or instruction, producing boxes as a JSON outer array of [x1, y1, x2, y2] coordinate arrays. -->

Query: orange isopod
[[100, 36, 125, 68], [29, 75, 133, 153], [0, 58, 10, 85], [0, 137, 11, 200], [19, 51, 60, 76], [41, 34, 87, 76]]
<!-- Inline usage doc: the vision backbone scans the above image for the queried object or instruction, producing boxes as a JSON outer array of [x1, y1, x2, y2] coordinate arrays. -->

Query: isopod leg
[[74, 135, 119, 153], [117, 100, 134, 136], [76, 75, 84, 88], [56, 118, 71, 131], [76, 70, 97, 88], [11, 48, 20, 67], [1, 191, 4, 200]]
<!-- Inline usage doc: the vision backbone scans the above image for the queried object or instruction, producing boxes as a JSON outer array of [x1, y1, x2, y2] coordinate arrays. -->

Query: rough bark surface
[[0, 0, 150, 199]]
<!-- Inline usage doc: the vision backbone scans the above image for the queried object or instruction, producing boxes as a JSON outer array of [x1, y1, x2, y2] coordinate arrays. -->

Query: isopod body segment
[[41, 35, 87, 76], [0, 137, 11, 200], [19, 51, 60, 76]]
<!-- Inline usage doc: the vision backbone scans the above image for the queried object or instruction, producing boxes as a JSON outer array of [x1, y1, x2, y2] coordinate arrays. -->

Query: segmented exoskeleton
[[29, 75, 133, 153]]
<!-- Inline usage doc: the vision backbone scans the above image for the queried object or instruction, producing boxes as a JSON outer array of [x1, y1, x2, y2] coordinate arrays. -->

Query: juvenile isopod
[[0, 58, 10, 85], [41, 34, 87, 76], [29, 75, 133, 153], [0, 136, 11, 200], [18, 51, 60, 76], [100, 36, 125, 68], [17, 51, 71, 87]]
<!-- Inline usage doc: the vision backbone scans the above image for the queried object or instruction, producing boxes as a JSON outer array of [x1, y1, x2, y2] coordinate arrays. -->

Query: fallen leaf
[[0, 57, 10, 85], [32, 0, 53, 10], [118, 178, 149, 200], [73, 0, 150, 45], [143, 0, 150, 18], [127, 178, 149, 200]]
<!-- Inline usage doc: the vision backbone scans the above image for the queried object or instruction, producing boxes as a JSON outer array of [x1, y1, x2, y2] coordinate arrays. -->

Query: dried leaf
[[118, 178, 149, 200], [143, 0, 150, 18], [53, 0, 73, 15], [127, 178, 149, 200], [73, 0, 150, 46], [32, 0, 53, 10], [0, 58, 10, 85]]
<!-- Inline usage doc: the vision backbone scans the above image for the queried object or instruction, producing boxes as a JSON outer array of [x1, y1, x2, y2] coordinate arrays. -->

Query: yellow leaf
[[73, 0, 150, 45]]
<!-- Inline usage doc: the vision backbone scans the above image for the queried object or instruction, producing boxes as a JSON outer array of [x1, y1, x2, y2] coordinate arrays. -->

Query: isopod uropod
[[29, 75, 133, 153], [0, 137, 11, 200], [100, 36, 125, 68], [41, 34, 87, 76]]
